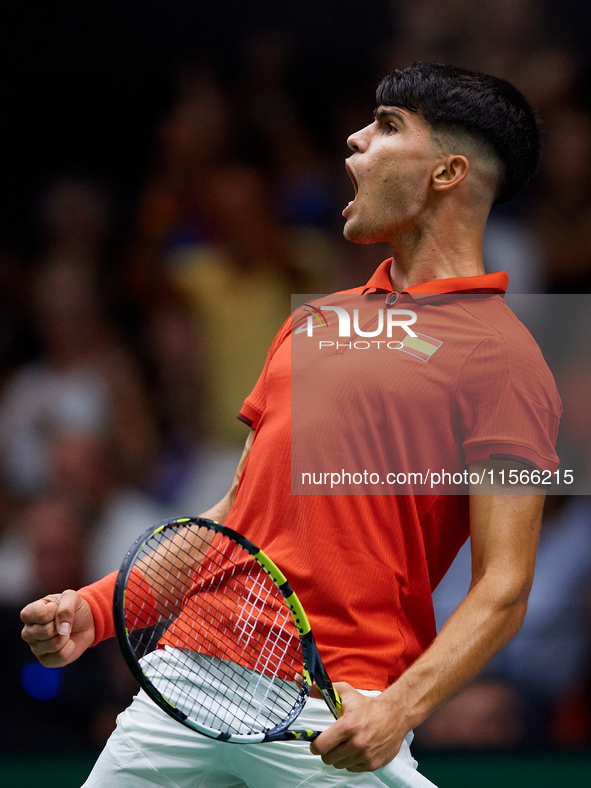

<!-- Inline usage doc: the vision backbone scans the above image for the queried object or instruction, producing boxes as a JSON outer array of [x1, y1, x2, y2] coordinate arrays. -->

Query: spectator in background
[[0, 250, 167, 601], [34, 176, 115, 277], [527, 107, 591, 293], [0, 260, 157, 497], [414, 676, 526, 749], [47, 430, 166, 583], [119, 68, 234, 315], [0, 427, 167, 602], [139, 295, 249, 512], [122, 68, 337, 446], [552, 579, 591, 747], [23, 493, 90, 598], [0, 493, 137, 752], [138, 296, 207, 506], [458, 0, 579, 120], [554, 359, 591, 492], [0, 493, 89, 606], [430, 497, 591, 746], [167, 160, 335, 445], [238, 28, 337, 232]]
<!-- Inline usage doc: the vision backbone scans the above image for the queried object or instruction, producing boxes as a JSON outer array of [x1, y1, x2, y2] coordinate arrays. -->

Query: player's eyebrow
[[373, 107, 406, 125]]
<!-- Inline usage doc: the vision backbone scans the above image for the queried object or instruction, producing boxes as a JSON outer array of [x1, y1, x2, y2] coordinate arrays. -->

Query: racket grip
[[375, 758, 438, 788]]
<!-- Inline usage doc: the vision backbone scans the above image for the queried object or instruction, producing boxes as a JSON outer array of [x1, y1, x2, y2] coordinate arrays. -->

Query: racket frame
[[114, 516, 341, 743]]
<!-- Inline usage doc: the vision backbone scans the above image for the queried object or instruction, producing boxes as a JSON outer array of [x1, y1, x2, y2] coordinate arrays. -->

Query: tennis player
[[21, 63, 561, 787]]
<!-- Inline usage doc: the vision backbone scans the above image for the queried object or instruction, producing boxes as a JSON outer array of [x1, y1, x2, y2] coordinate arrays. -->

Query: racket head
[[113, 516, 328, 743]]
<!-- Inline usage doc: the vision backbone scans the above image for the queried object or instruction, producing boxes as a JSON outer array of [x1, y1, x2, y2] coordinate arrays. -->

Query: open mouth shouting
[[343, 160, 359, 217]]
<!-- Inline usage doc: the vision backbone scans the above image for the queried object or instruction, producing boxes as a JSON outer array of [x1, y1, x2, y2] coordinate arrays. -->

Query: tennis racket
[[113, 516, 437, 788]]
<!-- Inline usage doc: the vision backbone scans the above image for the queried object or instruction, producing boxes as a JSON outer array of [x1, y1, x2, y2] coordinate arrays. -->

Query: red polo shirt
[[79, 261, 561, 691], [229, 260, 561, 688]]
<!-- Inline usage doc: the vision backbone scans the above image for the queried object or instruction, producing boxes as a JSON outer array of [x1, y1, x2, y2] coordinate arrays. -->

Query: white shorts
[[81, 649, 422, 788]]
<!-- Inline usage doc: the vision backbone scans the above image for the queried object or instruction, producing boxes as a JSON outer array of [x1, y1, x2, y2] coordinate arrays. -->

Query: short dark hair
[[375, 62, 541, 204]]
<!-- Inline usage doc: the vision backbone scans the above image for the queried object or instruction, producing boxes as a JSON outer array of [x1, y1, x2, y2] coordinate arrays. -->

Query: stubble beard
[[343, 211, 390, 245]]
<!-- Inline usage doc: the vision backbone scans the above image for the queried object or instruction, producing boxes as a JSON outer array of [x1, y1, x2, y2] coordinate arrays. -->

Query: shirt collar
[[361, 258, 508, 296]]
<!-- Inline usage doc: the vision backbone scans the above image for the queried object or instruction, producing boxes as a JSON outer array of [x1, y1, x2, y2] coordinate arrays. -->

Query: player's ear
[[431, 155, 469, 194]]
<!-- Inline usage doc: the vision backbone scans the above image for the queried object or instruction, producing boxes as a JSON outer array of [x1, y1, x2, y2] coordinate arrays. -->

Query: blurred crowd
[[1, 0, 591, 755]]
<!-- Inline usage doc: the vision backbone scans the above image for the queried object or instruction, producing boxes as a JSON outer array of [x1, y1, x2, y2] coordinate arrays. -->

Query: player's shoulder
[[458, 296, 540, 351], [459, 297, 561, 413]]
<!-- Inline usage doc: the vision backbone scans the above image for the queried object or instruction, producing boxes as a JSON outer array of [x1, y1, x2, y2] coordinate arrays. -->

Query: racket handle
[[375, 758, 438, 788]]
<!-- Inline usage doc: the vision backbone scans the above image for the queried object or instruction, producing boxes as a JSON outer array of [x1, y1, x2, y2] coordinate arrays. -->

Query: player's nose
[[346, 124, 371, 153]]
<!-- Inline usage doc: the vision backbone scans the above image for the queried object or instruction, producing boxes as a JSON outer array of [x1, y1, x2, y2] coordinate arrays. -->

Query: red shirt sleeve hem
[[463, 442, 559, 472], [238, 402, 261, 431], [78, 571, 118, 647]]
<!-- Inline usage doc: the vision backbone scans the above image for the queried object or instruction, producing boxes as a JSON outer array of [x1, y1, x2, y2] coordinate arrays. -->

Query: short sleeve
[[457, 333, 562, 471], [238, 316, 292, 431]]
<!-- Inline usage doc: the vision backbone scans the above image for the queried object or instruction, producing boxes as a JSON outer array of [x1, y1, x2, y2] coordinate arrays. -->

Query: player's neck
[[386, 213, 487, 291]]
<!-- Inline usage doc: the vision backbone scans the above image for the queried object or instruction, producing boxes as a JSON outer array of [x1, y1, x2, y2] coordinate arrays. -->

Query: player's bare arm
[[199, 428, 254, 522], [311, 465, 544, 773], [20, 429, 255, 667]]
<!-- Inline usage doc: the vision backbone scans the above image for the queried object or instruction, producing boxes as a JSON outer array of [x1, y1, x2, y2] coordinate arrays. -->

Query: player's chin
[[343, 221, 384, 245]]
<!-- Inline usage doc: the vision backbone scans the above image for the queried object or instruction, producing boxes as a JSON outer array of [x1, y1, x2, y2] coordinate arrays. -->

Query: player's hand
[[20, 590, 95, 668], [309, 682, 407, 773]]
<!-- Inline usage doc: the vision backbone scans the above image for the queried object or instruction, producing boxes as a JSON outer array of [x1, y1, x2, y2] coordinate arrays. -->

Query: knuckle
[[35, 636, 63, 659], [338, 718, 357, 737], [20, 626, 30, 641], [312, 741, 329, 757], [350, 734, 371, 758], [39, 654, 59, 668], [57, 598, 73, 615], [341, 717, 359, 746]]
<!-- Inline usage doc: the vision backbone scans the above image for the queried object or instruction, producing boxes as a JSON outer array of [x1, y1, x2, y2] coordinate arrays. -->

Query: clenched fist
[[21, 590, 95, 667]]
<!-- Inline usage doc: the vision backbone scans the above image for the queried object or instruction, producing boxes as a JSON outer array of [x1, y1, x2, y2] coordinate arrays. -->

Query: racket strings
[[124, 523, 305, 735]]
